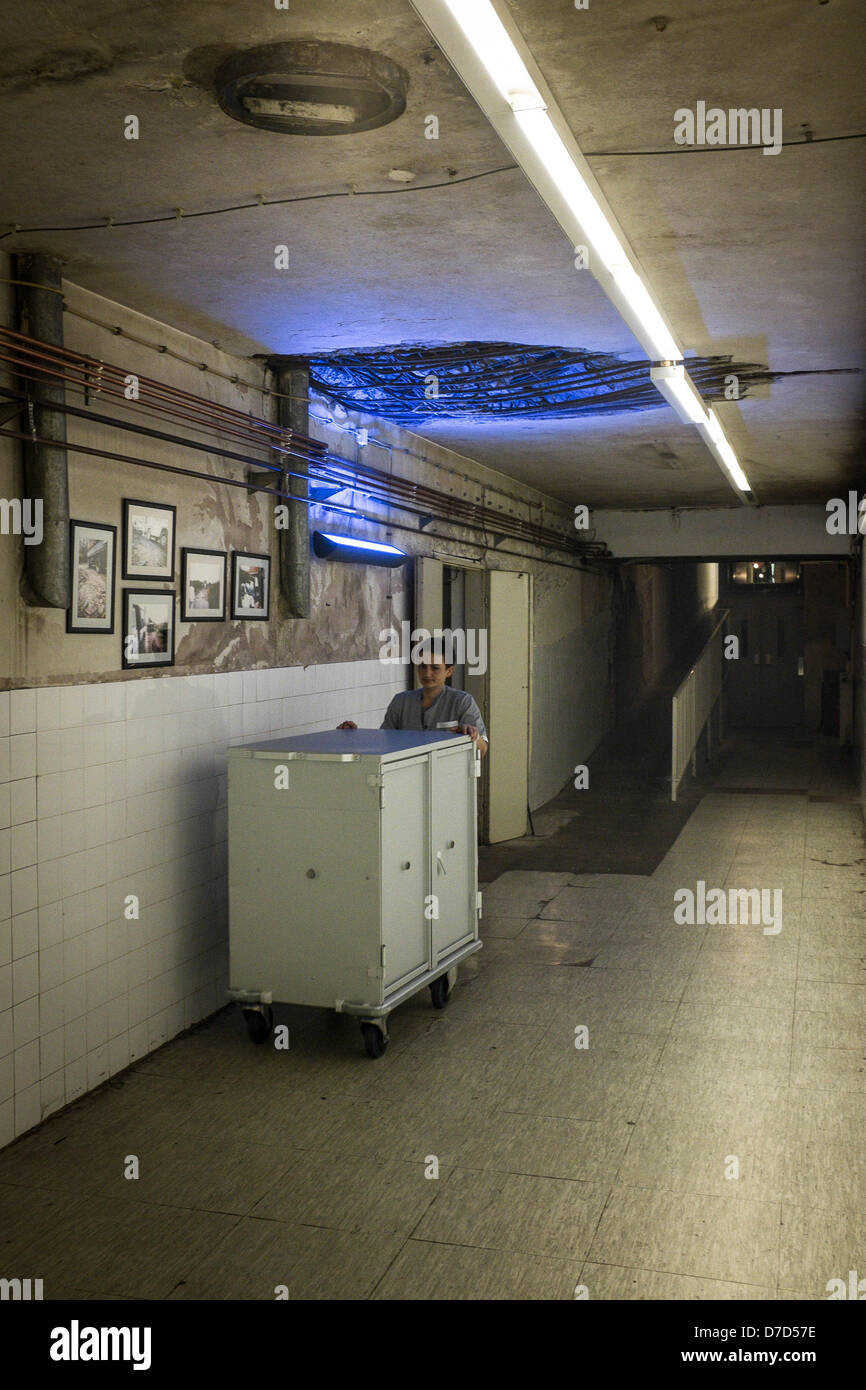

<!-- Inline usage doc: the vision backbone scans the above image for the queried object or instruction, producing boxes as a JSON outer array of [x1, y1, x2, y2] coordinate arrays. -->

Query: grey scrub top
[[381, 687, 488, 742]]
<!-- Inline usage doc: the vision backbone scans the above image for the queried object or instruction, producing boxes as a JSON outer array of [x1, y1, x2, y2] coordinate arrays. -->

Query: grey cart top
[[230, 729, 471, 761]]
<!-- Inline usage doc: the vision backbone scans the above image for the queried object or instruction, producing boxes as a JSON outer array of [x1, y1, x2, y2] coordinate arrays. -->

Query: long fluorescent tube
[[424, 0, 681, 361], [511, 108, 628, 272], [652, 367, 752, 494], [442, 0, 538, 101], [410, 0, 752, 499], [651, 364, 708, 426]]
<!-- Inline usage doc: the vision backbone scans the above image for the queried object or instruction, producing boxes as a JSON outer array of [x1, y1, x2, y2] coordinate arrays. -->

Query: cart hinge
[[379, 785, 386, 809], [473, 753, 482, 777], [476, 891, 483, 916], [380, 944, 386, 970]]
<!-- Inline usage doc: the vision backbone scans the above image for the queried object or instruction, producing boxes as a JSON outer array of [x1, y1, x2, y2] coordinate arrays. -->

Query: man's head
[[415, 643, 454, 699]]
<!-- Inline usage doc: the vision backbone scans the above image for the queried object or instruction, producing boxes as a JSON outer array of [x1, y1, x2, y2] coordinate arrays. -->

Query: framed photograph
[[122, 498, 176, 581], [121, 589, 176, 669], [181, 547, 227, 621], [231, 551, 270, 620], [67, 520, 116, 633]]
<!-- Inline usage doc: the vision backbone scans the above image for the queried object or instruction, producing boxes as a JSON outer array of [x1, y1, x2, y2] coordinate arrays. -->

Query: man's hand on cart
[[458, 724, 488, 757], [337, 720, 358, 729]]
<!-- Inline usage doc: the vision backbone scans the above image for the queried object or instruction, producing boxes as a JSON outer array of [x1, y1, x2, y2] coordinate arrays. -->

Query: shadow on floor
[[480, 716, 860, 883], [480, 685, 702, 882]]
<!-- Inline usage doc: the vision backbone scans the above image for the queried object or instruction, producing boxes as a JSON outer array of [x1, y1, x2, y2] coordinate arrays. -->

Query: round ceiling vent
[[214, 40, 409, 135]]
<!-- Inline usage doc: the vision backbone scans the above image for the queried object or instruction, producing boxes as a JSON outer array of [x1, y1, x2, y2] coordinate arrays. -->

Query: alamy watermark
[[1, 1276, 43, 1299], [673, 881, 782, 935], [378, 622, 488, 676], [674, 102, 783, 156], [0, 497, 42, 545], [50, 1321, 151, 1371], [825, 491, 866, 535]]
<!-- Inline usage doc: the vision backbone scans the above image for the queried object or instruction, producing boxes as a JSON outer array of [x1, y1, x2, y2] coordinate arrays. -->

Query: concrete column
[[15, 253, 69, 608], [272, 362, 310, 618]]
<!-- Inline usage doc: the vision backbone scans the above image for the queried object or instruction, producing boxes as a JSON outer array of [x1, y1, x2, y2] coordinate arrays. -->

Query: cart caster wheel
[[244, 1006, 273, 1044], [429, 974, 451, 1009], [361, 1023, 388, 1059]]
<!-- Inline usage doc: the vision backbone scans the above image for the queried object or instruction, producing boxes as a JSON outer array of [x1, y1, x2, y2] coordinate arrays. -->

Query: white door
[[415, 555, 443, 636], [430, 744, 476, 960], [487, 570, 530, 843], [380, 758, 431, 992]]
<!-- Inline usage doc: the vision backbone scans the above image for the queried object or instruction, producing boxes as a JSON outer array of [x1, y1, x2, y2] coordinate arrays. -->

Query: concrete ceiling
[[0, 0, 863, 508]]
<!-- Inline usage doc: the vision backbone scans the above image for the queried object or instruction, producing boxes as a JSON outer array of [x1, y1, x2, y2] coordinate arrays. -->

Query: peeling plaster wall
[[2, 276, 414, 684]]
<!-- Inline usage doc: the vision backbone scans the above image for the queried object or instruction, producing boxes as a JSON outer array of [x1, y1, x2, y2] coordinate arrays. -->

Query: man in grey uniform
[[338, 644, 485, 996], [338, 644, 488, 757]]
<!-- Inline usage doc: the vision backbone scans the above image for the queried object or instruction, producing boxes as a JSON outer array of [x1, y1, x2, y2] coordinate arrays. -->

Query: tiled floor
[[1, 738, 864, 1299]]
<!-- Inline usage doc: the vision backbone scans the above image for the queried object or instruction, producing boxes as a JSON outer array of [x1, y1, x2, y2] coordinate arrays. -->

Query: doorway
[[722, 564, 805, 728], [415, 557, 530, 843]]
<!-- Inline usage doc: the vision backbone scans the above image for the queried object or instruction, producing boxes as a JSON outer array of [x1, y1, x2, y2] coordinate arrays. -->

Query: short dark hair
[[417, 640, 455, 666]]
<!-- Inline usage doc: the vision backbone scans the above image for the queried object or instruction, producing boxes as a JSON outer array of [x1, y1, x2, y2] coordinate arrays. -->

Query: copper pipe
[[0, 421, 601, 556], [0, 329, 586, 552]]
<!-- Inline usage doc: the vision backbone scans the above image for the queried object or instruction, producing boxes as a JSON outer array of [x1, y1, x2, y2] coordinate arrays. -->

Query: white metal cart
[[226, 728, 482, 1056]]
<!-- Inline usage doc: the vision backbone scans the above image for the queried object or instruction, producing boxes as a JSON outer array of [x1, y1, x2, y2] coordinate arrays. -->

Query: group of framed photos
[[67, 499, 271, 669]]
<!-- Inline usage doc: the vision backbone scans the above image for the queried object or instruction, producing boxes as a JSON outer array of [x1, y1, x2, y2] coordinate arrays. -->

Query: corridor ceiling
[[0, 0, 863, 508]]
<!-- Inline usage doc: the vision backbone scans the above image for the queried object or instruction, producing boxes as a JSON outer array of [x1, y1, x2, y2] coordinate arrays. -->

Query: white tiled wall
[[0, 660, 404, 1147]]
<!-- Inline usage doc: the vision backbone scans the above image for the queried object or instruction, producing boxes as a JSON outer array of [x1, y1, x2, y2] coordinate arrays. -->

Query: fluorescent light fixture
[[512, 108, 627, 270], [651, 376, 752, 492], [441, 0, 538, 105], [410, 0, 753, 501], [705, 408, 726, 446], [700, 410, 752, 494], [650, 364, 708, 426], [312, 531, 407, 566], [417, 0, 681, 362], [608, 263, 681, 362]]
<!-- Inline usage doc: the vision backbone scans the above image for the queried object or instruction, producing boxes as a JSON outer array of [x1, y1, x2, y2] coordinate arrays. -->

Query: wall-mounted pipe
[[15, 254, 69, 607], [271, 361, 311, 618]]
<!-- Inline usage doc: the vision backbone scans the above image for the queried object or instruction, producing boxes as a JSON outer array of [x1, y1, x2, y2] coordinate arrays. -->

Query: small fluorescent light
[[312, 531, 407, 566], [320, 533, 403, 554]]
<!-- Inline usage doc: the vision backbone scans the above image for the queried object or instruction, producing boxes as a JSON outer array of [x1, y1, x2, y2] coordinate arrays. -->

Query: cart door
[[430, 744, 477, 961], [381, 757, 431, 993]]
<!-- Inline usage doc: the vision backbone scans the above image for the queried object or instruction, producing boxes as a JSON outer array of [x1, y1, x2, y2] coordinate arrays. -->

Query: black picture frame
[[121, 589, 176, 669], [67, 519, 117, 634], [122, 498, 176, 581], [180, 547, 227, 622], [231, 551, 270, 620]]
